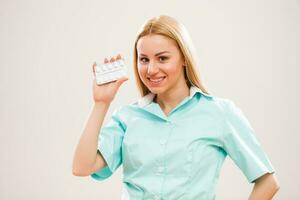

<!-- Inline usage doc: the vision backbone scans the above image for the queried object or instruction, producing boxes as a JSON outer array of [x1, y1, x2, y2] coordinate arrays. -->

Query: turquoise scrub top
[[90, 85, 275, 200]]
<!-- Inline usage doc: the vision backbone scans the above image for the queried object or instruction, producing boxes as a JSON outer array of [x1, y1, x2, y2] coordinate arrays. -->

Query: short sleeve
[[221, 99, 275, 183], [90, 106, 126, 181]]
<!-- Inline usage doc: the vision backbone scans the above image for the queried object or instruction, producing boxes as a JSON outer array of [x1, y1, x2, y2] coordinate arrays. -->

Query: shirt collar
[[137, 85, 213, 107]]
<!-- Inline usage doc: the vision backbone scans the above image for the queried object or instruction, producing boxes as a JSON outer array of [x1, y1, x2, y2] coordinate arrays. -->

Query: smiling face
[[136, 34, 187, 95]]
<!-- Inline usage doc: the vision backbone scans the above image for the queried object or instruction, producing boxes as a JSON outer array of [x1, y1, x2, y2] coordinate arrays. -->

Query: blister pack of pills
[[94, 58, 127, 85]]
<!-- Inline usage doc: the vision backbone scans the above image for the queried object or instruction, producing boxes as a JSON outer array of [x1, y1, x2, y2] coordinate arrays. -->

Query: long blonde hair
[[133, 15, 211, 97]]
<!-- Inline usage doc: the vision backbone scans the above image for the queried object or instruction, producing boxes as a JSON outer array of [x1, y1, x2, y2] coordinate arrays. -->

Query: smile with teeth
[[148, 77, 166, 83]]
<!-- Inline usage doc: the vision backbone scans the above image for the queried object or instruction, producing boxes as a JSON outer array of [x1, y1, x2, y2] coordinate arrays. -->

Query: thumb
[[117, 76, 128, 83], [115, 76, 128, 87]]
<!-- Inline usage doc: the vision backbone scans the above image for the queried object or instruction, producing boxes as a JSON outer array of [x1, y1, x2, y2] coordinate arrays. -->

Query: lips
[[147, 76, 166, 85]]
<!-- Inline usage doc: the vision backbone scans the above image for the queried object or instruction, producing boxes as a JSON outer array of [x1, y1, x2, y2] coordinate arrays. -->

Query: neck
[[154, 83, 190, 111]]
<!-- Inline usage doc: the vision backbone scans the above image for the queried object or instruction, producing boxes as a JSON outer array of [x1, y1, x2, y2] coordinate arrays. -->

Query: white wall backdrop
[[0, 0, 299, 199]]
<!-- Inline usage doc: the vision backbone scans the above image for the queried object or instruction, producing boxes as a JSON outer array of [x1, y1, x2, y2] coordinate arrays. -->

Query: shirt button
[[157, 166, 164, 173], [160, 139, 166, 145]]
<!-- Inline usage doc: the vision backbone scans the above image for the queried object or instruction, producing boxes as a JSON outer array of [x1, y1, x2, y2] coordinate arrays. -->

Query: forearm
[[248, 173, 280, 200], [72, 102, 110, 174]]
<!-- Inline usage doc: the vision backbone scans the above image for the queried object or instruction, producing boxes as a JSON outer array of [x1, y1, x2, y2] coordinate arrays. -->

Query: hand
[[92, 54, 129, 104]]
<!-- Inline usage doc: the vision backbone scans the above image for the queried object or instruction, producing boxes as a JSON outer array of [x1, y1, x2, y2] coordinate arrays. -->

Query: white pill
[[95, 58, 127, 85]]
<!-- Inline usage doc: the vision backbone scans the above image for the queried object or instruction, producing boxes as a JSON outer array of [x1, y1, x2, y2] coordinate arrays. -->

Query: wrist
[[94, 101, 111, 108]]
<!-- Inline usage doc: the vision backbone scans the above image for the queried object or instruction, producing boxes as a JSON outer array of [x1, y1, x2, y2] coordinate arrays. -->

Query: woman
[[72, 15, 280, 199]]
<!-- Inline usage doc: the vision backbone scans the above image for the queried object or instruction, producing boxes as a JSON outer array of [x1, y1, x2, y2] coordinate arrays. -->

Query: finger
[[104, 58, 109, 63], [110, 56, 115, 63], [120, 76, 129, 81], [116, 53, 122, 60]]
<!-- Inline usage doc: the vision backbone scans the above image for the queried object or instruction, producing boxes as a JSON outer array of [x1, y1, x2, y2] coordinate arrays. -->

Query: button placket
[[154, 120, 174, 199], [159, 120, 172, 146]]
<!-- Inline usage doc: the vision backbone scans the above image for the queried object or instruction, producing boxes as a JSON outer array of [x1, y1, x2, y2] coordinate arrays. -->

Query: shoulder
[[200, 95, 248, 129], [116, 101, 141, 114], [111, 102, 142, 125], [212, 96, 235, 112], [210, 96, 253, 132], [199, 94, 235, 115]]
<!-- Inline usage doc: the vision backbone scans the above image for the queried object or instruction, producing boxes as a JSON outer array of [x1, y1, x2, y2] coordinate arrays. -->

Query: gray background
[[1, 0, 299, 199]]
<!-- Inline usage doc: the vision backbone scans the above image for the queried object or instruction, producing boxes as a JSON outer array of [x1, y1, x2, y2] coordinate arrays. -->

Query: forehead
[[136, 34, 179, 55]]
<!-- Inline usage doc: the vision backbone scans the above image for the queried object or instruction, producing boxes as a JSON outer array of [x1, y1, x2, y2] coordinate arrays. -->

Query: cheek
[[137, 65, 147, 79], [164, 64, 182, 77]]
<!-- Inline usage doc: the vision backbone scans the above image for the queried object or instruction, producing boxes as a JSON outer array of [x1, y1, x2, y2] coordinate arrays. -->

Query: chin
[[147, 85, 170, 95]]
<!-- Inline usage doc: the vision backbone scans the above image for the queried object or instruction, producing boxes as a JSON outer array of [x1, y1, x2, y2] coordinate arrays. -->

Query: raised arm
[[72, 54, 128, 176], [72, 102, 110, 176]]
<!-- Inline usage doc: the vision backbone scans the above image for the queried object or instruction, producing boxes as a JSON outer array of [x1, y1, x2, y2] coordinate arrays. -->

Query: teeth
[[149, 77, 165, 82]]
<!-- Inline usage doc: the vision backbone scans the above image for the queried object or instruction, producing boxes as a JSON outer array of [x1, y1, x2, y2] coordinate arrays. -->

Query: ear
[[183, 60, 187, 67]]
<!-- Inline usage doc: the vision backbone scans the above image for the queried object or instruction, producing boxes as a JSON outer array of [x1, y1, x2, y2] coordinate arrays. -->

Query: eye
[[138, 56, 169, 63], [139, 57, 149, 63], [159, 56, 168, 62]]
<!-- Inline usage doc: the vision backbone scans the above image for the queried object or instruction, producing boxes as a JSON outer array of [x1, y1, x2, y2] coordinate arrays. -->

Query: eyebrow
[[139, 51, 171, 57]]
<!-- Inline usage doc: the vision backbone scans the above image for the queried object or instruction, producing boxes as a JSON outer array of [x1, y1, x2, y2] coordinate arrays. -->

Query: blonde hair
[[133, 15, 211, 97]]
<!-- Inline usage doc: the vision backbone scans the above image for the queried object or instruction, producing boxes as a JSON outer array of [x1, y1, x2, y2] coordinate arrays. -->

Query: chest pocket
[[162, 121, 223, 179], [122, 119, 166, 172]]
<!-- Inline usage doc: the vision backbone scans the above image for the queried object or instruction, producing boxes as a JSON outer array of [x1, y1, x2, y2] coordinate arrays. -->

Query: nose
[[147, 61, 159, 76]]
